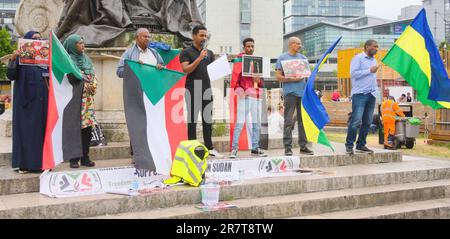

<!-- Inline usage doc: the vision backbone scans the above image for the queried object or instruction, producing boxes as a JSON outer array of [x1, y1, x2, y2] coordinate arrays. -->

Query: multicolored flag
[[382, 8, 450, 109], [301, 37, 342, 151], [42, 31, 84, 170], [123, 50, 187, 175]]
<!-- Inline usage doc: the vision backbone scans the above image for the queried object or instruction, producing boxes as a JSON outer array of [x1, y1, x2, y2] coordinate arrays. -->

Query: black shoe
[[70, 159, 80, 169], [346, 147, 354, 155], [300, 147, 314, 155], [356, 146, 374, 154], [285, 148, 293, 156], [251, 148, 268, 157], [81, 157, 96, 167]]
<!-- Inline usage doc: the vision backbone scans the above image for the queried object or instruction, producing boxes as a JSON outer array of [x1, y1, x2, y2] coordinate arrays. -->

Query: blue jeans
[[345, 93, 376, 149], [232, 97, 262, 150]]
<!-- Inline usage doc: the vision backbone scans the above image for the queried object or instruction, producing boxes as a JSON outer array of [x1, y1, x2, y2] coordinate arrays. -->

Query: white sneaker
[[230, 149, 238, 159], [209, 149, 224, 158]]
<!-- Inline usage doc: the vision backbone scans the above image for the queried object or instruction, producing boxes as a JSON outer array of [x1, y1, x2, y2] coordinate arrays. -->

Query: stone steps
[[0, 142, 132, 167], [1, 157, 450, 218], [0, 149, 402, 196], [102, 128, 130, 143], [0, 135, 402, 168], [90, 179, 450, 219], [293, 198, 450, 219]]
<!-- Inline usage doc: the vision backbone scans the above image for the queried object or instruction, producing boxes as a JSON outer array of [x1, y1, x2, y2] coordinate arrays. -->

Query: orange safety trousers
[[384, 122, 396, 147]]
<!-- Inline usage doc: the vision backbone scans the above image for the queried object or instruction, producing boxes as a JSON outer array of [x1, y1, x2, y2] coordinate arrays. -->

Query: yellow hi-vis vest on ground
[[164, 140, 209, 187]]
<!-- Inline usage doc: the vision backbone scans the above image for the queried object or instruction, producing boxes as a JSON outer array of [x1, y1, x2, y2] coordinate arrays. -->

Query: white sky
[[365, 0, 423, 20]]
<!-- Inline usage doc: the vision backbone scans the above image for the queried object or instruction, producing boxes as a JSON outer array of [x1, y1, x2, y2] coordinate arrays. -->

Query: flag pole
[[99, 53, 123, 60]]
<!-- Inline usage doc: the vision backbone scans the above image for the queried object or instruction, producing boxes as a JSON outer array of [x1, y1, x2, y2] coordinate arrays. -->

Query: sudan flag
[[229, 55, 252, 151], [123, 49, 187, 175], [42, 31, 84, 170], [382, 9, 450, 109], [301, 37, 342, 151]]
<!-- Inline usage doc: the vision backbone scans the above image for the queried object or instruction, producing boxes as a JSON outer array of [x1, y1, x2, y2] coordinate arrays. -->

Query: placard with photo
[[281, 59, 311, 79], [18, 39, 50, 66], [242, 55, 264, 78]]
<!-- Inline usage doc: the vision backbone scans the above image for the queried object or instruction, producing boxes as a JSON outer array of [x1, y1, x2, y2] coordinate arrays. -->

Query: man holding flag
[[116, 28, 188, 174], [345, 40, 379, 155], [117, 28, 165, 77], [275, 37, 314, 156]]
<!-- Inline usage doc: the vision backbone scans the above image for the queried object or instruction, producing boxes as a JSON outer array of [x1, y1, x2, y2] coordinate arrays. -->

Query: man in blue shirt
[[275, 37, 313, 156], [345, 40, 380, 155]]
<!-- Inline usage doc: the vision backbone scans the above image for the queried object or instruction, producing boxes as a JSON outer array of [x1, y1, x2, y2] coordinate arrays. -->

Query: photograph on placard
[[281, 59, 311, 79], [18, 39, 50, 66], [242, 55, 264, 77]]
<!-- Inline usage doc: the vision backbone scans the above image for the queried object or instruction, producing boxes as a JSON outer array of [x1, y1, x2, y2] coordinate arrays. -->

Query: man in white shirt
[[117, 28, 164, 77], [116, 28, 165, 165]]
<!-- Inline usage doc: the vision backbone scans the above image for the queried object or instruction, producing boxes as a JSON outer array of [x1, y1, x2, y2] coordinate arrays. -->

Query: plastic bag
[[90, 124, 107, 147], [407, 117, 422, 126]]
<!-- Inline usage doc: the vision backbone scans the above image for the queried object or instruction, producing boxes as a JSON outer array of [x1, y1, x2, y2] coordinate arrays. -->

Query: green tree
[[0, 28, 15, 80], [152, 34, 183, 49]]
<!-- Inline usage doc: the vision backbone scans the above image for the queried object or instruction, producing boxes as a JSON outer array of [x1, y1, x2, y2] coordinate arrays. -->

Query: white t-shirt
[[138, 46, 157, 65]]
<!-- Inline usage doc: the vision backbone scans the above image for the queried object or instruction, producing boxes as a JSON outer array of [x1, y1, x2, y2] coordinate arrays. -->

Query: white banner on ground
[[40, 166, 168, 198], [205, 156, 301, 180]]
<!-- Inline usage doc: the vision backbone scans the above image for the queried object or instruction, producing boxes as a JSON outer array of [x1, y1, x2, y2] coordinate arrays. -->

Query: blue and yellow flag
[[301, 37, 342, 151], [382, 9, 450, 109]]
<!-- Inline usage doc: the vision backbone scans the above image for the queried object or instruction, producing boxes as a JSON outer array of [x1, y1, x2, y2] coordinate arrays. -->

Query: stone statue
[[14, 0, 65, 38], [57, 0, 204, 47]]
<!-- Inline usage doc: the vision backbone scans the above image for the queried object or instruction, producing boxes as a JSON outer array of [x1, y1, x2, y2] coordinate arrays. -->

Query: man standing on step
[[275, 37, 314, 156], [345, 40, 379, 155], [180, 25, 223, 158], [116, 28, 165, 166], [230, 38, 267, 159]]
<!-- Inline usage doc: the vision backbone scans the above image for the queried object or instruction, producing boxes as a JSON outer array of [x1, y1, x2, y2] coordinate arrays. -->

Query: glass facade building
[[284, 17, 413, 62], [284, 0, 365, 34], [0, 0, 19, 34]]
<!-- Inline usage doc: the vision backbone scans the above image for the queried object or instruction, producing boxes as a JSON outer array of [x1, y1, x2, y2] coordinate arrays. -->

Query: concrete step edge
[[90, 179, 450, 219], [292, 198, 450, 219]]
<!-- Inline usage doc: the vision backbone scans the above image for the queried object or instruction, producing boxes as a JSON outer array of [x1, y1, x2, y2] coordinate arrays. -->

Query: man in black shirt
[[180, 25, 223, 158]]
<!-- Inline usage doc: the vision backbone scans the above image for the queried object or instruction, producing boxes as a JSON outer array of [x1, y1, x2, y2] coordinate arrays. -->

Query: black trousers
[[185, 86, 214, 150], [71, 127, 92, 163], [283, 94, 308, 149]]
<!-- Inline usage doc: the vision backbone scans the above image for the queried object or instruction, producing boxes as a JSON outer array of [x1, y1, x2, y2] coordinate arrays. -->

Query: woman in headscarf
[[63, 35, 97, 168], [7, 31, 48, 173]]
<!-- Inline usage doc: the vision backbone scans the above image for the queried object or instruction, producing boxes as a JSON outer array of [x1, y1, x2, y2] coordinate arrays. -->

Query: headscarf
[[63, 34, 95, 76], [24, 31, 40, 40]]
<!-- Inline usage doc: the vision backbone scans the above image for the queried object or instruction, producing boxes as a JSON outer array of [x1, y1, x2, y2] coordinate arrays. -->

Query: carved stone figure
[[57, 0, 203, 47], [14, 0, 203, 47], [14, 0, 65, 38]]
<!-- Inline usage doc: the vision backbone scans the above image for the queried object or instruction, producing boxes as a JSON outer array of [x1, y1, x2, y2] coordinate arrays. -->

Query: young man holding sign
[[230, 38, 267, 158]]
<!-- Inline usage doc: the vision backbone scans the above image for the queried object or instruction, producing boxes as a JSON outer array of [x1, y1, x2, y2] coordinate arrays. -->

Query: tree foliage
[[0, 28, 15, 80]]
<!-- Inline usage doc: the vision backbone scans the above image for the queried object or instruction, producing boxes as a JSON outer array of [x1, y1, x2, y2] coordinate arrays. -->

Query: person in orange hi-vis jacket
[[381, 96, 405, 149]]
